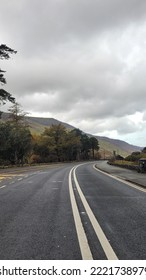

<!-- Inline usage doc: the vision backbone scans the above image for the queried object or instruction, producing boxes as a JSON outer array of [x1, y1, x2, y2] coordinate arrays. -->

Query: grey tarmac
[[0, 162, 146, 259]]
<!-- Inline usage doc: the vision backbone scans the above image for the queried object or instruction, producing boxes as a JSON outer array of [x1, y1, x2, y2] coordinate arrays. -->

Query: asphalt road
[[0, 162, 146, 260], [95, 160, 146, 188]]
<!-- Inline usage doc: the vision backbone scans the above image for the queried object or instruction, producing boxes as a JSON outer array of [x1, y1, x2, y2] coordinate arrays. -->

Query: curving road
[[0, 162, 146, 260]]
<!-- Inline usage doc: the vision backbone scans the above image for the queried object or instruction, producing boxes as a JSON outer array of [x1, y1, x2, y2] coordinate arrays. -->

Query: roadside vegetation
[[0, 103, 100, 167], [108, 148, 146, 170]]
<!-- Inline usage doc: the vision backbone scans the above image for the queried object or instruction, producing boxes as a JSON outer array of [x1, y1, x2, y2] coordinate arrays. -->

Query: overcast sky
[[1, 0, 146, 146]]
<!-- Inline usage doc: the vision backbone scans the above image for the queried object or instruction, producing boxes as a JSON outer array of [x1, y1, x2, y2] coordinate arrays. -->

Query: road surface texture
[[0, 162, 146, 260], [95, 160, 146, 188]]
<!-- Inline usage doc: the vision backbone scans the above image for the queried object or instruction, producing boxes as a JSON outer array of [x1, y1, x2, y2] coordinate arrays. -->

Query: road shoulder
[[95, 160, 146, 188]]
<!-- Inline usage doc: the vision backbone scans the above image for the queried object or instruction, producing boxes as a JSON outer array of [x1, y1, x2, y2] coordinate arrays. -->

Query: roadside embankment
[[95, 160, 146, 188], [108, 160, 138, 171]]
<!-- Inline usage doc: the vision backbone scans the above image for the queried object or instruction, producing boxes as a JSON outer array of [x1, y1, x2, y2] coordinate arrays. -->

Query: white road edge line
[[0, 185, 6, 189], [73, 164, 118, 260], [93, 164, 146, 193], [69, 167, 93, 260]]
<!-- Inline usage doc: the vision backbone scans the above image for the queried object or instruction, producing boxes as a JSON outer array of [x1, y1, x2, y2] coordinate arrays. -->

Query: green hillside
[[1, 112, 142, 158]]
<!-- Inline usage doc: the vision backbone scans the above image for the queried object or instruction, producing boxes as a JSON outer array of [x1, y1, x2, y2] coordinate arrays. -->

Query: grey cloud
[[89, 116, 145, 136], [1, 0, 146, 53], [1, 0, 146, 146]]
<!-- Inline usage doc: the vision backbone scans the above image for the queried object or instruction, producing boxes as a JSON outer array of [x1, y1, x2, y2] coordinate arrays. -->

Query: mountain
[[95, 135, 141, 158], [1, 112, 142, 157], [26, 116, 75, 134]]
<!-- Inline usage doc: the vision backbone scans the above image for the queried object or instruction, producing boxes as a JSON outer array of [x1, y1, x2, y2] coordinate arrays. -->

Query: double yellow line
[[69, 164, 118, 260]]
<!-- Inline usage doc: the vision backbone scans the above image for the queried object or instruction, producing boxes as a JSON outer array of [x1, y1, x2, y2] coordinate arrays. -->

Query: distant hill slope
[[96, 136, 141, 158], [25, 116, 75, 134], [1, 112, 142, 157]]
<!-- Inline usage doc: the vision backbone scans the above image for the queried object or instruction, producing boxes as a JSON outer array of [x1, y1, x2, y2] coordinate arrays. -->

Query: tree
[[0, 44, 17, 60], [69, 129, 100, 160], [0, 122, 12, 164], [80, 134, 91, 160], [62, 130, 81, 161], [4, 103, 32, 165], [43, 124, 67, 162], [31, 125, 82, 163], [0, 122, 32, 165], [90, 137, 99, 159], [142, 147, 146, 153], [9, 126, 32, 165], [125, 151, 141, 162], [8, 102, 28, 126], [32, 134, 50, 163], [0, 44, 17, 105]]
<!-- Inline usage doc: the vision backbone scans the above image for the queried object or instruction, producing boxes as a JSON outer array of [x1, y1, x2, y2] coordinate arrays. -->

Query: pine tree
[[0, 44, 17, 105]]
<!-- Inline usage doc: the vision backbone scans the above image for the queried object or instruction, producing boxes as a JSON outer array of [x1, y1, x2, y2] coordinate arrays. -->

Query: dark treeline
[[0, 103, 100, 166], [32, 125, 100, 164]]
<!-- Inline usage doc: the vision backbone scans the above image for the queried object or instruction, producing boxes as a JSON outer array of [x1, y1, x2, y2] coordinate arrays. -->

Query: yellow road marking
[[0, 174, 24, 181], [0, 176, 12, 180]]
